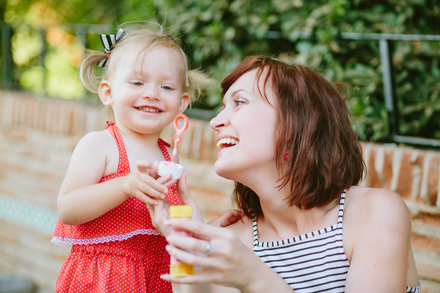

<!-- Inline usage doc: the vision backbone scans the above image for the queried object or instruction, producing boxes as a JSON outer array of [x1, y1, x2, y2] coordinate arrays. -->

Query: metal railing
[[1, 22, 440, 147]]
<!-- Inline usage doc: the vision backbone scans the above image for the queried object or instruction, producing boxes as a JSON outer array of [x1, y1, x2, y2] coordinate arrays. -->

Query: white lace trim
[[51, 229, 162, 247]]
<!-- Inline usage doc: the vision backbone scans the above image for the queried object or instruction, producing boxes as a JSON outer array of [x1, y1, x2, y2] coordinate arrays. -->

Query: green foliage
[[2, 0, 440, 143]]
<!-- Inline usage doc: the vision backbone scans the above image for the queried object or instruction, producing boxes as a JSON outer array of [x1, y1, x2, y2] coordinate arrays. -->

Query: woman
[[160, 56, 421, 292]]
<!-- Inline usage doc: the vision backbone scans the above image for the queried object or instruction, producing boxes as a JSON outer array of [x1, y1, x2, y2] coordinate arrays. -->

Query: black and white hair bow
[[97, 28, 126, 68]]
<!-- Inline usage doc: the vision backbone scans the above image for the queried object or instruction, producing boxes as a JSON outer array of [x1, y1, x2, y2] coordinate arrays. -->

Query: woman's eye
[[234, 99, 245, 106]]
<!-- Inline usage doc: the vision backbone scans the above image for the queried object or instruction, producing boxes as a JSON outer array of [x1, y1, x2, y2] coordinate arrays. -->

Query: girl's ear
[[98, 80, 114, 106], [178, 93, 190, 113]]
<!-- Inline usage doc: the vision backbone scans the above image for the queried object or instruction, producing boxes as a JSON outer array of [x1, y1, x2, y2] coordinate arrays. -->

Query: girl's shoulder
[[71, 130, 118, 167], [73, 130, 116, 155], [77, 129, 114, 146], [68, 130, 121, 178]]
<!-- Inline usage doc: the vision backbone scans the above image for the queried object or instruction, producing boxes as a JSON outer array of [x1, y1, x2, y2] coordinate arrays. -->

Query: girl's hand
[[148, 195, 172, 236], [121, 160, 175, 206], [160, 220, 260, 290], [209, 210, 244, 228], [176, 173, 204, 223], [149, 173, 202, 236]]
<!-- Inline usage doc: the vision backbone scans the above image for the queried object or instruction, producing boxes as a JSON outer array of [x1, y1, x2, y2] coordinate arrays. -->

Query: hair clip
[[185, 72, 190, 87], [97, 28, 126, 68]]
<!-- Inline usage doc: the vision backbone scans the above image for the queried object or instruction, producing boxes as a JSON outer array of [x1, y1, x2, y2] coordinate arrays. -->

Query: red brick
[[382, 147, 395, 189], [427, 156, 440, 207], [366, 146, 381, 188], [412, 234, 440, 254], [397, 150, 416, 200], [415, 152, 427, 204]]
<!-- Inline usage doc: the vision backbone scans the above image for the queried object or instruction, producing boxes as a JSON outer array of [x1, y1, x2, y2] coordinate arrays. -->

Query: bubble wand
[[157, 113, 189, 180], [171, 113, 189, 162], [167, 113, 194, 278]]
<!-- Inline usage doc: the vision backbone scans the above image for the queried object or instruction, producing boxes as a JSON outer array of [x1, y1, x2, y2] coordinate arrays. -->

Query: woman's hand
[[160, 220, 290, 292], [161, 219, 251, 289]]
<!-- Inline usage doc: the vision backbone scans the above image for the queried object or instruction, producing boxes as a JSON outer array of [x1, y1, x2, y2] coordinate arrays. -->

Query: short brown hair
[[221, 56, 365, 217]]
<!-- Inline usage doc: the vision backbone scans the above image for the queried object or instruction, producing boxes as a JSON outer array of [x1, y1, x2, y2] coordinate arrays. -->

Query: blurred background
[[2, 0, 440, 143], [0, 0, 440, 292]]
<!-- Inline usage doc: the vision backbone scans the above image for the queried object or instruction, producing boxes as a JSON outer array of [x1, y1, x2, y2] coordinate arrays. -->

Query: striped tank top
[[252, 191, 421, 293]]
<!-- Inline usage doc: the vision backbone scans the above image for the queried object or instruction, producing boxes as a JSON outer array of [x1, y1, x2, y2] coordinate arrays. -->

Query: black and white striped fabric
[[252, 191, 421, 293], [97, 28, 125, 68]]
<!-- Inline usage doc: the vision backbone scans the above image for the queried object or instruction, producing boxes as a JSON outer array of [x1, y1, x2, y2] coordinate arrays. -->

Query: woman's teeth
[[216, 138, 238, 149]]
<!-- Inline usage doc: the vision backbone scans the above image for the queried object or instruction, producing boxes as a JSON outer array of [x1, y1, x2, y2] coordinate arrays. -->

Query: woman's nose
[[210, 109, 229, 130]]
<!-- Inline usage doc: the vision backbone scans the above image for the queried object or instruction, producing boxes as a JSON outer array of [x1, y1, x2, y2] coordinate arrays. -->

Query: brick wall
[[0, 91, 439, 292]]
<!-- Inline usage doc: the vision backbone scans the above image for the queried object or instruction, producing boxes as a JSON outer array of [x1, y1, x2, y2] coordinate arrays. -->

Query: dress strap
[[106, 121, 130, 173], [158, 138, 171, 161], [252, 218, 259, 246], [336, 190, 346, 227]]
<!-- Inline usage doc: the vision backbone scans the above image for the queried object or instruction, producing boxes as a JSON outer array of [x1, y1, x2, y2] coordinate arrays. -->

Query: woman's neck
[[253, 183, 340, 242]]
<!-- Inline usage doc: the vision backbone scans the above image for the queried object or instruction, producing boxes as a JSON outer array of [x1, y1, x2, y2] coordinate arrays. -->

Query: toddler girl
[[52, 22, 207, 292]]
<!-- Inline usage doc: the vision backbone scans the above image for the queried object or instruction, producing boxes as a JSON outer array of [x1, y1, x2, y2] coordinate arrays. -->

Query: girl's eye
[[162, 85, 174, 91], [130, 81, 144, 86]]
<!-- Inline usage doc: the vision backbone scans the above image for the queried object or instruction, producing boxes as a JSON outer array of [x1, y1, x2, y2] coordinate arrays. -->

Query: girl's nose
[[143, 85, 160, 101], [210, 109, 229, 130]]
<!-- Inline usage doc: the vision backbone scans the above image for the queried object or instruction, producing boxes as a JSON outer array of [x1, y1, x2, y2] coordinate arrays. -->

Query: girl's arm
[[57, 131, 171, 225], [344, 188, 411, 292]]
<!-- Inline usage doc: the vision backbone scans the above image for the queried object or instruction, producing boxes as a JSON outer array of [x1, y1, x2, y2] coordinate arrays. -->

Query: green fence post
[[1, 23, 14, 89]]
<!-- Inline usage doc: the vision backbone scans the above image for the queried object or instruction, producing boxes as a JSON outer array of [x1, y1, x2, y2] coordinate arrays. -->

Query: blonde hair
[[79, 21, 209, 103]]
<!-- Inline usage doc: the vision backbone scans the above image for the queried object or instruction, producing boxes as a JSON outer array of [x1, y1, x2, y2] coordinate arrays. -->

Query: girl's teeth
[[139, 107, 159, 113]]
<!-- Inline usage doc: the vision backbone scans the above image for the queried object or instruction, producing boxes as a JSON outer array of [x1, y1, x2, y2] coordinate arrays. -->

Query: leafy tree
[[2, 0, 440, 142]]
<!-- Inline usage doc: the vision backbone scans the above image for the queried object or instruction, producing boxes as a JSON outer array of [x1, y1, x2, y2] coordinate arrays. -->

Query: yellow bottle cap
[[169, 205, 192, 218], [170, 263, 194, 277]]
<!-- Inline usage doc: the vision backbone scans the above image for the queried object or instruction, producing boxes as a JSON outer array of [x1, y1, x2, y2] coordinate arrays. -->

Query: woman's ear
[[98, 80, 114, 106], [178, 93, 190, 113]]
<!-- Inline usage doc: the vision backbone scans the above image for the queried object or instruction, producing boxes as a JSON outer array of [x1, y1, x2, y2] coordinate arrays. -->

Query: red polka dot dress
[[52, 122, 181, 292]]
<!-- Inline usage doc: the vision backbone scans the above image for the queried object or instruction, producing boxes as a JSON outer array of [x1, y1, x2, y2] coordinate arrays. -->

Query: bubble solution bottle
[[169, 205, 194, 277]]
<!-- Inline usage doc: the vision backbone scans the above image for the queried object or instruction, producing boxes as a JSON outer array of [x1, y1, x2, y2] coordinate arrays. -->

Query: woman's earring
[[283, 153, 289, 160]]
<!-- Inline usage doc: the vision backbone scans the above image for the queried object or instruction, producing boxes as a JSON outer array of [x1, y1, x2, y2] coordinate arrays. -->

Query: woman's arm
[[57, 131, 171, 225], [344, 188, 411, 292]]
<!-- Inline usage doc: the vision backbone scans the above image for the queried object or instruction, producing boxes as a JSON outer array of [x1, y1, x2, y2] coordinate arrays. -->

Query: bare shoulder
[[344, 186, 411, 258], [68, 129, 117, 176], [223, 216, 254, 248], [75, 130, 114, 152], [345, 186, 410, 222]]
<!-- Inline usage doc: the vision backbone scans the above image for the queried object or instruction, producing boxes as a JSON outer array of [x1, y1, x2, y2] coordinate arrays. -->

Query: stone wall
[[0, 91, 439, 292]]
